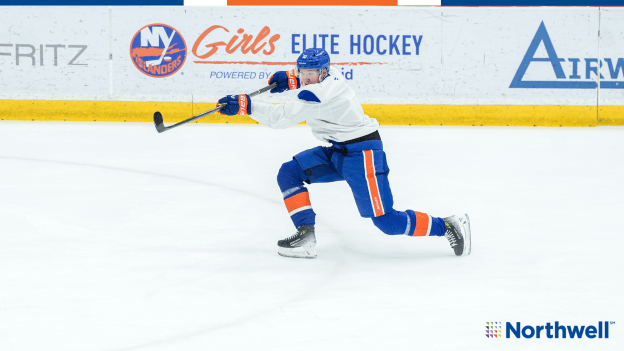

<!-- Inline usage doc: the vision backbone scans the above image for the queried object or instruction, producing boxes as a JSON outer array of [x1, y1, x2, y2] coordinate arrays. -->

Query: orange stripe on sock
[[284, 192, 312, 214], [412, 211, 430, 237], [364, 150, 384, 217]]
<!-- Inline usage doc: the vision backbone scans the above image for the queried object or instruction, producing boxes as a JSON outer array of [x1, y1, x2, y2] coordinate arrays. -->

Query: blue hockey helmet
[[297, 48, 330, 70], [297, 48, 330, 85]]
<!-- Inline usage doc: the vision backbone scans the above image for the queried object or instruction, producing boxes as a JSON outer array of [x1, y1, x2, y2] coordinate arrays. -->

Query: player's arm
[[250, 97, 321, 129], [215, 91, 320, 129]]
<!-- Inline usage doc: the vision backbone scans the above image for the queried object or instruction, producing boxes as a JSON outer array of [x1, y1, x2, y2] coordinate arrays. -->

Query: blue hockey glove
[[217, 94, 251, 116], [268, 69, 300, 93]]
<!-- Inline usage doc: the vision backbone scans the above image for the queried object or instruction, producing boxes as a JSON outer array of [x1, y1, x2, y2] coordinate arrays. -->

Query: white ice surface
[[0, 121, 622, 351]]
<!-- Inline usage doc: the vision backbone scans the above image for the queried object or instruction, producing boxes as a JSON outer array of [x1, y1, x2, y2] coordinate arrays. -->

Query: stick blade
[[153, 111, 166, 133]]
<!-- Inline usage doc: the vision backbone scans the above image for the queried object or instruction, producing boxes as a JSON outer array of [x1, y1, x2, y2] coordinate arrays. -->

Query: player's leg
[[277, 159, 315, 229], [276, 146, 344, 258], [340, 149, 444, 236], [372, 210, 470, 256], [340, 147, 470, 255]]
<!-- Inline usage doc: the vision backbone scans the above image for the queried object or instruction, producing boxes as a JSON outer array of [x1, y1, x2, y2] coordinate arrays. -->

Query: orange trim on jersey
[[412, 211, 430, 237], [228, 0, 397, 5], [284, 192, 312, 214], [363, 150, 384, 217]]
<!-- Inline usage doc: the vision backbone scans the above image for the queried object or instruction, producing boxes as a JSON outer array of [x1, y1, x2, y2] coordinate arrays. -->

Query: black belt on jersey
[[328, 130, 382, 161], [302, 131, 382, 180], [337, 130, 381, 145]]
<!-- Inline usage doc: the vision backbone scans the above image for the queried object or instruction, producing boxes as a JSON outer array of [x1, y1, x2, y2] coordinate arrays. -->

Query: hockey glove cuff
[[217, 94, 252, 116], [268, 69, 300, 93]]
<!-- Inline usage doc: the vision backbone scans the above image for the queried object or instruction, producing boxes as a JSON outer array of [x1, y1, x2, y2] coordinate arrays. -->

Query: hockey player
[[217, 48, 471, 259]]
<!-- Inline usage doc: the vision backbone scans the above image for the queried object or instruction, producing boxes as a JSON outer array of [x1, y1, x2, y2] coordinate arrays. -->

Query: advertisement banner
[[0, 7, 110, 99], [2, 5, 622, 126], [441, 7, 600, 106], [113, 7, 440, 104], [113, 6, 605, 106]]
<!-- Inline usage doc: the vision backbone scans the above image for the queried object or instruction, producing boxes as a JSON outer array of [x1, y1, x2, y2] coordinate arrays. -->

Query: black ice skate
[[443, 214, 472, 256], [277, 225, 317, 259]]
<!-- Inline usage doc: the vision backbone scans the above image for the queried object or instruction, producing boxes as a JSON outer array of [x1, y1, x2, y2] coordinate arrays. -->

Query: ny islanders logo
[[130, 24, 187, 78]]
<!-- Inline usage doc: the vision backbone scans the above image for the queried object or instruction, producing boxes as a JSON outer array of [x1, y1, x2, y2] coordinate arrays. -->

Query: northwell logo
[[486, 322, 502, 338], [487, 321, 614, 339], [510, 22, 623, 89]]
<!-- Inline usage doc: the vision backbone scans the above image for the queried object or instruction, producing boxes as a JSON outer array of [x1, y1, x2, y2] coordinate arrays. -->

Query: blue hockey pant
[[276, 139, 446, 237]]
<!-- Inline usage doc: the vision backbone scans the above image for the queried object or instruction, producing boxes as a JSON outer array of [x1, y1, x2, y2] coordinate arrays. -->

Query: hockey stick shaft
[[153, 82, 277, 133]]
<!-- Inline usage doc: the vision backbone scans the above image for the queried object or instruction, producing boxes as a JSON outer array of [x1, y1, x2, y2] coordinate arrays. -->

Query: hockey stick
[[153, 82, 278, 133]]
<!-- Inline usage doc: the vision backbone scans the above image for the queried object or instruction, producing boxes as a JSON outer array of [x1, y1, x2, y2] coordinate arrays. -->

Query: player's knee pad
[[371, 210, 408, 235], [277, 159, 307, 192]]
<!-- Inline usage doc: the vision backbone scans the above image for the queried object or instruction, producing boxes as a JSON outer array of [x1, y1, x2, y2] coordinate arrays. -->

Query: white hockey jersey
[[250, 66, 379, 143]]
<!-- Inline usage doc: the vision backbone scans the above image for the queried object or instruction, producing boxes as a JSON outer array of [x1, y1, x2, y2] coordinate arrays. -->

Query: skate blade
[[460, 213, 472, 256], [278, 245, 317, 259]]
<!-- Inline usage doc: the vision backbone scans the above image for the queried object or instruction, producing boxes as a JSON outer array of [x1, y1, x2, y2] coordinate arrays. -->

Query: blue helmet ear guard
[[297, 48, 330, 83]]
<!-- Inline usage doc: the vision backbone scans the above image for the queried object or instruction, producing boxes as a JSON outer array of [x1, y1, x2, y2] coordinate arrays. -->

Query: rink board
[[0, 99, 604, 126], [0, 6, 623, 126]]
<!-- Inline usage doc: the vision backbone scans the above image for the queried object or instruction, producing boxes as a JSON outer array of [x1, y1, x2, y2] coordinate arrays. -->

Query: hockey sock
[[284, 191, 315, 228], [405, 210, 446, 237], [371, 210, 409, 235], [278, 160, 316, 227]]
